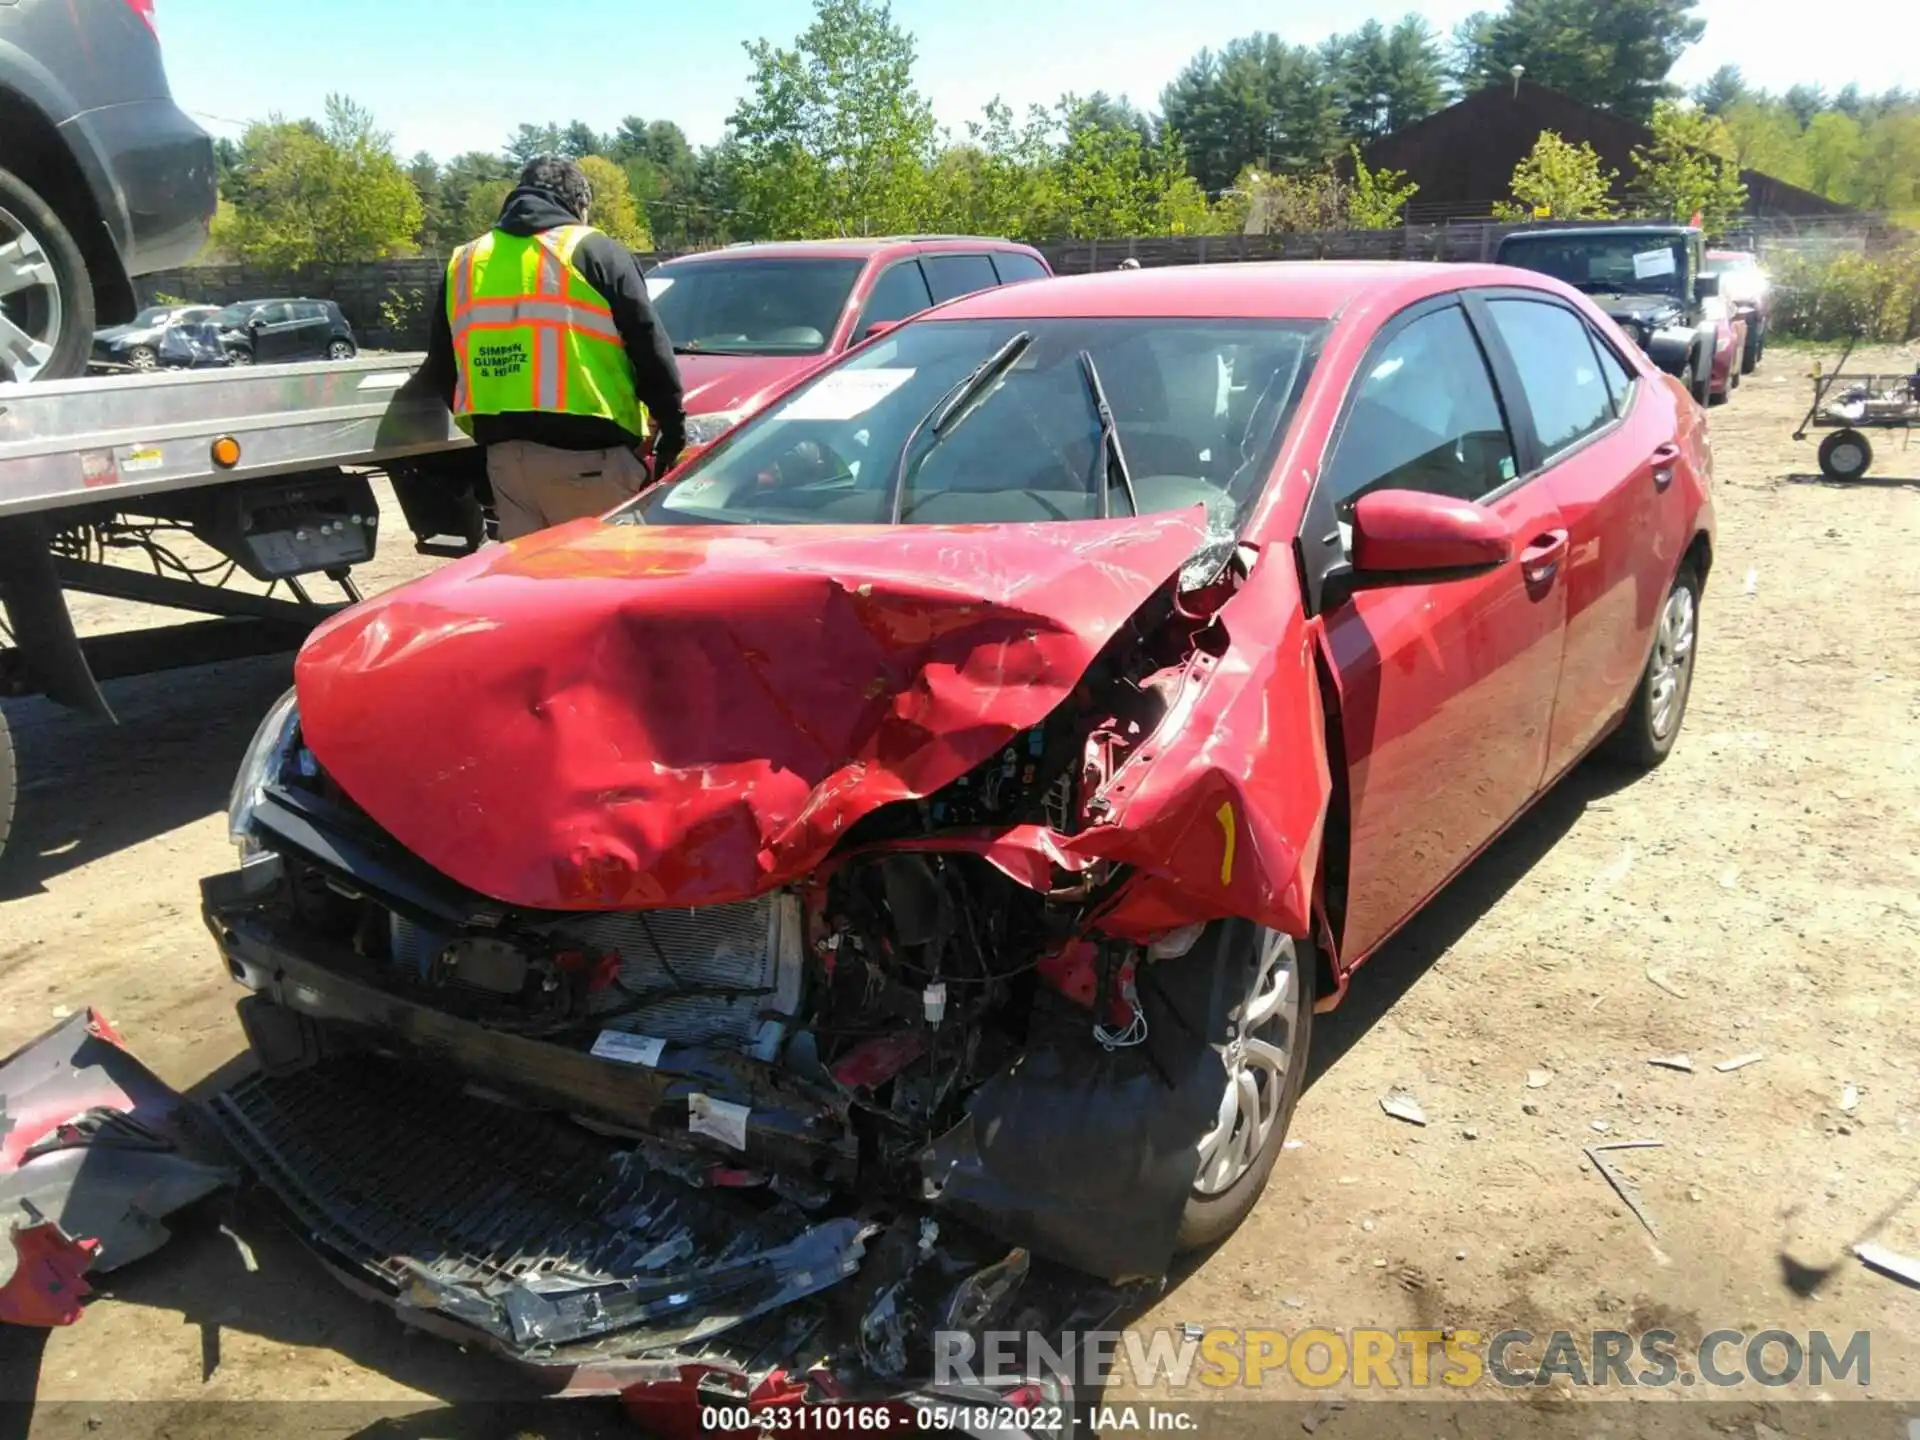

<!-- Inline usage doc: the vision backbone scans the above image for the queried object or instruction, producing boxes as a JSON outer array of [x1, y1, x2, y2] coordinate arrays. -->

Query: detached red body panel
[[297, 511, 1211, 911]]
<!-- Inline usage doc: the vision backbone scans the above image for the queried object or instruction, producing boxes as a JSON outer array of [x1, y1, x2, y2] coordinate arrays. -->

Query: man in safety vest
[[415, 156, 686, 540]]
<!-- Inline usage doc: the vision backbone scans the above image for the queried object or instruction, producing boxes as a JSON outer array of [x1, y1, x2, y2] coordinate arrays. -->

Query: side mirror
[[861, 319, 901, 342], [1349, 489, 1513, 586], [1695, 274, 1720, 300]]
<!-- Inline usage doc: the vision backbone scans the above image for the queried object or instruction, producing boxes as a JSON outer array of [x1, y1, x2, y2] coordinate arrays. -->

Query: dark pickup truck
[[1495, 225, 1720, 406]]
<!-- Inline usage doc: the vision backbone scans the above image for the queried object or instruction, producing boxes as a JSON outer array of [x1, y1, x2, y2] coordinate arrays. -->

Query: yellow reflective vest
[[446, 224, 650, 441]]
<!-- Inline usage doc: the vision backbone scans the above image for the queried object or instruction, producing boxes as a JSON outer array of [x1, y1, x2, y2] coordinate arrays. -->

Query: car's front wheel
[[226, 346, 254, 367], [1605, 561, 1701, 770], [327, 339, 356, 361], [126, 345, 158, 372], [1176, 926, 1313, 1252], [0, 165, 93, 384], [1689, 351, 1712, 407]]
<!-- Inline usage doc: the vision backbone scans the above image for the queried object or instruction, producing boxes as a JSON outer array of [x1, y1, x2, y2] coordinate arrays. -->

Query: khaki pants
[[486, 440, 649, 541]]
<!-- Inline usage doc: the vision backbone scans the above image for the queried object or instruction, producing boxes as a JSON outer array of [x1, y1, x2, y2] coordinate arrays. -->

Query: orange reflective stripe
[[449, 298, 622, 344]]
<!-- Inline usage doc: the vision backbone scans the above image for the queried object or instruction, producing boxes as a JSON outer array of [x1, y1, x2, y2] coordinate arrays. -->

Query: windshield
[[620, 316, 1325, 529], [1500, 235, 1688, 297], [644, 257, 863, 355], [1704, 254, 1756, 275]]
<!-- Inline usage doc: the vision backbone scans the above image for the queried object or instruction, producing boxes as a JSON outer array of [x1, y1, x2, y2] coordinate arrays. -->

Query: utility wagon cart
[[1793, 335, 1919, 480]]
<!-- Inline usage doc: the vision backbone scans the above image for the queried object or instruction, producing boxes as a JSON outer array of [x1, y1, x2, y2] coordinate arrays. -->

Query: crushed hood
[[295, 511, 1208, 910]]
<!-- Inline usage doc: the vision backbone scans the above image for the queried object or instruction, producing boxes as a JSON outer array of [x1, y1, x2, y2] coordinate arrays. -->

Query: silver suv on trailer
[[0, 0, 217, 382]]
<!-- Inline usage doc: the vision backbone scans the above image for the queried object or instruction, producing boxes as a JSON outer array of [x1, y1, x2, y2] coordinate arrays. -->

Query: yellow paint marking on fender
[[1216, 802, 1236, 886]]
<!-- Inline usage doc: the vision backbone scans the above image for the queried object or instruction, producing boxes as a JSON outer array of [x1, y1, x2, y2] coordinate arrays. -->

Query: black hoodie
[[415, 187, 686, 454]]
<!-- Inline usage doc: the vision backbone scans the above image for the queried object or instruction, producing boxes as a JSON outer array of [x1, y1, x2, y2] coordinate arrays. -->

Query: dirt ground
[[2, 346, 1917, 1437]]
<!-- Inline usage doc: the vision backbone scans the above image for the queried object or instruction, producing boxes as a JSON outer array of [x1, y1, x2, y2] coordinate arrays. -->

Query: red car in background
[[1703, 293, 1749, 403], [643, 236, 1053, 449], [1705, 248, 1770, 374], [205, 261, 1713, 1424]]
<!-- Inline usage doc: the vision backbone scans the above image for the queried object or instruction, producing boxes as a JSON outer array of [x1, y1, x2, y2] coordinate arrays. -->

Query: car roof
[[658, 236, 1042, 266], [1508, 226, 1699, 241], [921, 261, 1539, 322]]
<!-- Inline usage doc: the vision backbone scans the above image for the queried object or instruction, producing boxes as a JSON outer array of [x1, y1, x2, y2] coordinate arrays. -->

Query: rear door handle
[[1521, 529, 1569, 586], [1650, 442, 1681, 490]]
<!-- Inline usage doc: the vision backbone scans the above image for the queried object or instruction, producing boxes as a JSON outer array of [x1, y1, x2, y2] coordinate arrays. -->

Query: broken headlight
[[228, 687, 299, 861]]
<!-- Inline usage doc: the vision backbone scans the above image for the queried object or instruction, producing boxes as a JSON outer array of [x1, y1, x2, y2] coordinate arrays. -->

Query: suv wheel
[[0, 165, 93, 384], [326, 339, 356, 361]]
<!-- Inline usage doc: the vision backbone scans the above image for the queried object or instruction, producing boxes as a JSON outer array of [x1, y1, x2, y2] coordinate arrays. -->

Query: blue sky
[[159, 0, 1917, 162]]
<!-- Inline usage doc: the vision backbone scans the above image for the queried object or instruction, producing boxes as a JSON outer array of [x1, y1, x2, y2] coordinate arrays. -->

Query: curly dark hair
[[516, 156, 593, 220]]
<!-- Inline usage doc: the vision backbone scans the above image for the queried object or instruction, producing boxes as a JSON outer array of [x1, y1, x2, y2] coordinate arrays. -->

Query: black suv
[[1494, 225, 1720, 405], [217, 299, 359, 366], [0, 0, 216, 382]]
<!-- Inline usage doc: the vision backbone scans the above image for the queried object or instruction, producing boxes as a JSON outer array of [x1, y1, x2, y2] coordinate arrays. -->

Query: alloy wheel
[[328, 341, 354, 360], [1194, 930, 1298, 1195], [1648, 584, 1697, 741], [0, 206, 64, 384]]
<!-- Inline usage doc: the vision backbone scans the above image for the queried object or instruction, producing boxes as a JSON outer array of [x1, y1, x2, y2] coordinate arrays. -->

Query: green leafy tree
[[406, 151, 443, 251], [1054, 116, 1160, 238], [1455, 0, 1705, 122], [577, 155, 652, 249], [561, 121, 605, 160], [505, 123, 564, 164], [213, 96, 423, 266], [461, 178, 513, 237], [1494, 129, 1618, 219], [1347, 146, 1418, 227], [1692, 64, 1747, 116], [1782, 85, 1827, 128], [1328, 17, 1446, 141], [1240, 166, 1350, 233], [1850, 110, 1920, 216], [1723, 100, 1808, 186], [727, 0, 937, 238], [1801, 110, 1865, 200], [1629, 101, 1747, 230], [432, 151, 516, 250]]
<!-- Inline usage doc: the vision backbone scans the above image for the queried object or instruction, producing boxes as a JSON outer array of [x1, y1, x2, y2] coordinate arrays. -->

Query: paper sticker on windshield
[[591, 1030, 666, 1067], [689, 1093, 750, 1150], [782, 368, 915, 421], [1633, 248, 1677, 280], [644, 275, 674, 298]]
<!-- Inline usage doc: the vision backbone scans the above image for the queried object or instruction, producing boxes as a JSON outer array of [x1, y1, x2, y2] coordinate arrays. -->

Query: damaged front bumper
[[201, 859, 1148, 1429]]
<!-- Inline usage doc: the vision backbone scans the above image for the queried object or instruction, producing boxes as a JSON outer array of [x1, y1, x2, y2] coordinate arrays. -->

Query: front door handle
[[1521, 529, 1569, 586], [1650, 442, 1681, 490]]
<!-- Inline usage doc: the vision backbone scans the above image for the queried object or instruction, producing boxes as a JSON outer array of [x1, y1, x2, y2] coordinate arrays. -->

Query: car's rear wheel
[[1176, 926, 1313, 1252], [126, 345, 158, 372], [1605, 561, 1701, 770], [327, 339, 356, 361], [0, 165, 93, 384], [227, 346, 253, 367], [1818, 429, 1872, 481], [1741, 327, 1761, 374]]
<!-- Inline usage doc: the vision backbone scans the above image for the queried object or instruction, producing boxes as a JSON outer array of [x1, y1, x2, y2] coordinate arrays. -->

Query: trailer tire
[[0, 704, 16, 865], [0, 164, 94, 383], [1818, 429, 1872, 481]]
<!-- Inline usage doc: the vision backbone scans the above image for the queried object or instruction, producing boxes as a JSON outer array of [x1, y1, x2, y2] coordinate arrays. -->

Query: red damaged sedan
[[203, 261, 1711, 1415]]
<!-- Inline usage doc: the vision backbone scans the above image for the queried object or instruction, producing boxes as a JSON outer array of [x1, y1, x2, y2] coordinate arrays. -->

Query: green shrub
[[1767, 246, 1920, 342]]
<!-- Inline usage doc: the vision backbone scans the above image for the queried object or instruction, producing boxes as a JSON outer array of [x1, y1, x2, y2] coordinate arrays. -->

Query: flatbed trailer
[[0, 357, 490, 862]]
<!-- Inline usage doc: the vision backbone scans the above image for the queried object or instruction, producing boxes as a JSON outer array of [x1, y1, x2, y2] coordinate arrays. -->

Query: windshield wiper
[[885, 330, 1032, 524], [1077, 349, 1138, 518]]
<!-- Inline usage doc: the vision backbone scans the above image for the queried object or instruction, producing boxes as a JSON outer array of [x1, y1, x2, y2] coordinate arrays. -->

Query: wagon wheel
[[1817, 429, 1873, 481]]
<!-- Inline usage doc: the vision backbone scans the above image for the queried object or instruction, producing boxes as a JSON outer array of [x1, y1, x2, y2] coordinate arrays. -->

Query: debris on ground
[[1380, 1090, 1428, 1126], [1584, 1140, 1665, 1241], [1714, 1052, 1766, 1073], [1301, 1396, 1348, 1432], [1840, 1084, 1860, 1112], [1526, 1068, 1554, 1089], [1648, 1054, 1696, 1073], [1645, 966, 1689, 999], [0, 1010, 235, 1328], [1590, 1119, 1612, 1133], [1853, 1243, 1920, 1289]]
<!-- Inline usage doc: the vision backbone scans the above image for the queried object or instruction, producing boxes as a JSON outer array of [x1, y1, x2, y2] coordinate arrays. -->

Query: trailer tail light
[[123, 0, 157, 35]]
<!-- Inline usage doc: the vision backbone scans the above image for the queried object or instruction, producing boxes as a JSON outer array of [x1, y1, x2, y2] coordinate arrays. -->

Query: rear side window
[[856, 261, 934, 335], [921, 254, 1001, 304], [1484, 298, 1615, 455], [1324, 305, 1516, 511], [991, 252, 1049, 284]]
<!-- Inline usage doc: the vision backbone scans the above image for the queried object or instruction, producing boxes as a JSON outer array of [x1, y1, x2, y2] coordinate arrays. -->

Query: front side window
[[1485, 298, 1615, 456], [622, 317, 1325, 529], [645, 257, 864, 355], [856, 261, 934, 335], [1324, 305, 1516, 514]]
